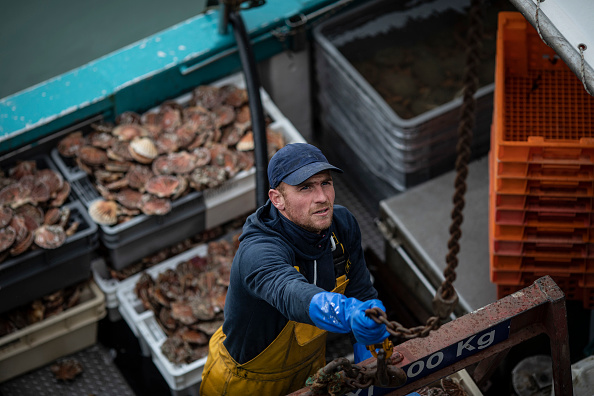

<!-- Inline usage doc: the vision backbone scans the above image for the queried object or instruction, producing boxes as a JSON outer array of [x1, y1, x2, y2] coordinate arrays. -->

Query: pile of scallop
[[0, 281, 84, 337], [0, 160, 75, 262], [134, 235, 238, 364], [55, 83, 286, 226]]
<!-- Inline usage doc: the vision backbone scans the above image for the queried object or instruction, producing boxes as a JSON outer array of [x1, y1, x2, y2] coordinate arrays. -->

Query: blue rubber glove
[[309, 292, 389, 344], [353, 342, 373, 363], [349, 299, 390, 345]]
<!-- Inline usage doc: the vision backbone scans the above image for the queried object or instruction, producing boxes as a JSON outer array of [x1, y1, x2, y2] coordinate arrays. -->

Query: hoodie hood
[[240, 200, 332, 260]]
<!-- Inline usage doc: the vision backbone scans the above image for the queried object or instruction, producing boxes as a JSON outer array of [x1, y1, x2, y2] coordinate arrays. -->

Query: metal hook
[[578, 43, 592, 96]]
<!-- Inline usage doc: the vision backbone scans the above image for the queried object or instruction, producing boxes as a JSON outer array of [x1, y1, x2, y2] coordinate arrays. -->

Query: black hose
[[228, 10, 269, 208]]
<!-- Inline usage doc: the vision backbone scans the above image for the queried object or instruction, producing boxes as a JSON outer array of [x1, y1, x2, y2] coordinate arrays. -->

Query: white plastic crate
[[116, 244, 208, 356], [0, 281, 106, 382], [137, 315, 207, 396], [92, 258, 129, 322]]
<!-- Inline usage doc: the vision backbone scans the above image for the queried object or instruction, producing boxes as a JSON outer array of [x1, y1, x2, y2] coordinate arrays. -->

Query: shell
[[107, 141, 134, 162], [50, 181, 71, 207], [112, 124, 148, 141], [129, 137, 158, 164], [0, 206, 14, 228], [221, 85, 248, 107], [0, 226, 16, 253], [126, 165, 154, 191], [9, 161, 37, 180], [10, 230, 33, 255], [212, 105, 236, 128], [235, 132, 254, 151], [44, 207, 61, 225], [57, 131, 87, 158], [139, 195, 171, 215], [34, 225, 66, 249], [78, 145, 109, 167], [114, 188, 143, 209], [34, 169, 64, 196], [152, 151, 198, 175], [88, 199, 119, 225], [145, 175, 182, 198]]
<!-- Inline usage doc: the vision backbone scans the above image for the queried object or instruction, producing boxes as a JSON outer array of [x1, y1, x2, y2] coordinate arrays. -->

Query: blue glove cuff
[[309, 292, 351, 333], [353, 342, 373, 364]]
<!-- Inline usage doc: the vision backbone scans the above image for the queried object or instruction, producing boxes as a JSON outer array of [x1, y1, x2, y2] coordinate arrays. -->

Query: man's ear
[[269, 188, 285, 211]]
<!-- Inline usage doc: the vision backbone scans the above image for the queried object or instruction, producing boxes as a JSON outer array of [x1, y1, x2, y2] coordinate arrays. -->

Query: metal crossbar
[[289, 276, 573, 396]]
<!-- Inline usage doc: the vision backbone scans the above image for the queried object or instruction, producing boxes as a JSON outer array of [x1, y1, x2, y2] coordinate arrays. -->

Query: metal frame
[[289, 276, 573, 395]]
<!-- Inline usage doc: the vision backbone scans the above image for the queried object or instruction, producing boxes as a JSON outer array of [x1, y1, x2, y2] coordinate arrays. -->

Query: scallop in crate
[[0, 154, 98, 314], [51, 72, 305, 270]]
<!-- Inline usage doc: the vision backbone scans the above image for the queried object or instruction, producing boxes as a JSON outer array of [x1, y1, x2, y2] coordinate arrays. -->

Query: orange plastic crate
[[495, 208, 591, 226], [494, 224, 592, 243], [497, 162, 594, 180], [491, 255, 594, 273], [494, 194, 592, 211], [493, 12, 594, 163], [493, 240, 591, 258], [495, 178, 594, 196]]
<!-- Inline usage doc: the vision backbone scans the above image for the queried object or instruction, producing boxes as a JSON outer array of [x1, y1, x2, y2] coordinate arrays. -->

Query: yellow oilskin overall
[[200, 274, 349, 395]]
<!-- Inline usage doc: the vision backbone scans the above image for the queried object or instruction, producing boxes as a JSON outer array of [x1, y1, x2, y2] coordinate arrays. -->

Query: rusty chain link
[[306, 353, 406, 396], [440, 0, 483, 302]]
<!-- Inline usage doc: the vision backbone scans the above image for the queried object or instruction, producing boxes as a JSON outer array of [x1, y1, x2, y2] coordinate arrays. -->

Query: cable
[[228, 10, 269, 207]]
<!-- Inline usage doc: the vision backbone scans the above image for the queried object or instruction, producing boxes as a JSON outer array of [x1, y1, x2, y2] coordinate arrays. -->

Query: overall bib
[[201, 233, 351, 395]]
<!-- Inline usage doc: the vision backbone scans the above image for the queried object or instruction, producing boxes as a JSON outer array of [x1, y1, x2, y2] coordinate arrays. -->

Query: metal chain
[[366, 308, 440, 340], [440, 0, 483, 301], [306, 353, 407, 395]]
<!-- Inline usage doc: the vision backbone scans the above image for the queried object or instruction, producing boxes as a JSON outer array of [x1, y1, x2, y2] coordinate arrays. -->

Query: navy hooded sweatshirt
[[222, 201, 378, 364]]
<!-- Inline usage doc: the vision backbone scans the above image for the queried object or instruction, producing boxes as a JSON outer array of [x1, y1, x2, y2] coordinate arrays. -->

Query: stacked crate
[[489, 12, 594, 308]]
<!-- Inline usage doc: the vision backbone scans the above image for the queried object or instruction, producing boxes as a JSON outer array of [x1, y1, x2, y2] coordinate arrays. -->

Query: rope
[[441, 0, 484, 300]]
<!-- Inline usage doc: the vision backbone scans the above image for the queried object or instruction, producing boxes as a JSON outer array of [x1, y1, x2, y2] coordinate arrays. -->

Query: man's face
[[269, 171, 335, 234]]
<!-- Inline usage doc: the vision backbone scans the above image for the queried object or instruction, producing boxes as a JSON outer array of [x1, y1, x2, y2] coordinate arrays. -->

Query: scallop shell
[[78, 145, 109, 167], [236, 131, 254, 151], [34, 225, 66, 249], [0, 226, 16, 253], [10, 230, 33, 255], [88, 199, 119, 225], [145, 175, 181, 198], [112, 124, 148, 141], [129, 137, 158, 164], [139, 195, 171, 215], [0, 206, 14, 228]]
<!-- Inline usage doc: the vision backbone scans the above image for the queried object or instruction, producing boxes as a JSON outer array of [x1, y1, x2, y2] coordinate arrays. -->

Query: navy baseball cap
[[268, 143, 343, 189]]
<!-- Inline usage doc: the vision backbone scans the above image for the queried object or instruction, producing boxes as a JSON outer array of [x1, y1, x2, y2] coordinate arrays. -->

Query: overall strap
[[331, 231, 351, 279]]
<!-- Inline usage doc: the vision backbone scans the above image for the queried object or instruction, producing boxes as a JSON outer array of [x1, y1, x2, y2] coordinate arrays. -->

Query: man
[[200, 143, 390, 395]]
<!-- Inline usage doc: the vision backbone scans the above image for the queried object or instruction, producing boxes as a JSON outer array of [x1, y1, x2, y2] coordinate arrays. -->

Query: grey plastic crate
[[314, 0, 500, 191], [0, 200, 99, 313]]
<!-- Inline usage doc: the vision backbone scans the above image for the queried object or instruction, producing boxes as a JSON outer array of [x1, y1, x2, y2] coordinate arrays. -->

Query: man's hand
[[308, 292, 389, 344], [349, 299, 390, 345]]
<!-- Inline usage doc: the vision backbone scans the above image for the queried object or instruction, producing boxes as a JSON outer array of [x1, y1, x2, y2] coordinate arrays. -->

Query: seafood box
[[117, 243, 209, 355], [50, 72, 304, 270], [0, 281, 106, 383], [116, 237, 235, 393], [136, 314, 206, 396], [0, 199, 99, 314], [313, 0, 512, 194]]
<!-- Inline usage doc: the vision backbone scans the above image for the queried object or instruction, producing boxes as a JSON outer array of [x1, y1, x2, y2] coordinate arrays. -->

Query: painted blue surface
[[0, 0, 341, 154]]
